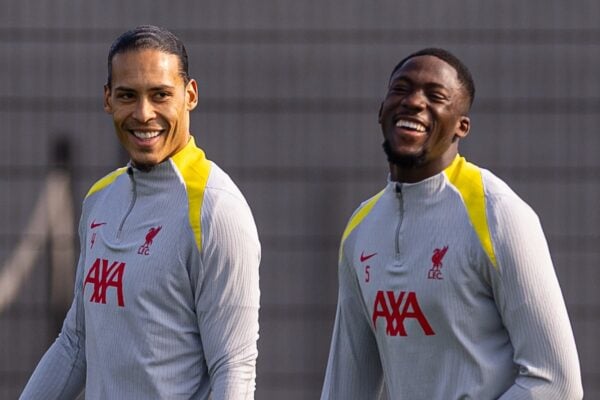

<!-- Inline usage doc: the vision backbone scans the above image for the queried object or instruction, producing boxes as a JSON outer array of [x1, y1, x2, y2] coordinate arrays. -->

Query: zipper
[[395, 183, 403, 255], [117, 167, 137, 240]]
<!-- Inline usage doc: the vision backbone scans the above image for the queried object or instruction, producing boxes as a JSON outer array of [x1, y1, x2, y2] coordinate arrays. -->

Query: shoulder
[[202, 163, 255, 227], [480, 168, 539, 223], [444, 157, 540, 269], [339, 187, 387, 257], [172, 153, 256, 252], [169, 143, 250, 209], [205, 163, 248, 204], [201, 163, 260, 255], [85, 167, 128, 199], [444, 156, 535, 218], [479, 168, 548, 274]]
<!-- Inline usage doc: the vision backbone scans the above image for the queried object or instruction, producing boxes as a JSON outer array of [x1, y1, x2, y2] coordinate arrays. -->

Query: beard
[[382, 140, 426, 169]]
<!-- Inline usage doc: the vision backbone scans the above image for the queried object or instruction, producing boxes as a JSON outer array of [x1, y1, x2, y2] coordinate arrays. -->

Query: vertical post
[[47, 137, 76, 338]]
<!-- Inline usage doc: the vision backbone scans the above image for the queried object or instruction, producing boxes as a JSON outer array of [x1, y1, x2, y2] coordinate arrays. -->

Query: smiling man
[[21, 25, 260, 400], [321, 48, 583, 399]]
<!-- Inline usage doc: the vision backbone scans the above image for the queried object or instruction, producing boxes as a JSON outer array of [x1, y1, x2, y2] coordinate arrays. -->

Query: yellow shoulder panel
[[85, 167, 128, 198], [171, 137, 212, 253], [444, 155, 498, 269], [339, 189, 385, 261]]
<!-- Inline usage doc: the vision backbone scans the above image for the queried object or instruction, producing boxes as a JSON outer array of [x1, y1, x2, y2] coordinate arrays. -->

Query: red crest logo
[[428, 246, 448, 280], [137, 226, 162, 256]]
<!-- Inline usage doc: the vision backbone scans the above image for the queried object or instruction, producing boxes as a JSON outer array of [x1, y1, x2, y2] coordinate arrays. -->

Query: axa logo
[[83, 258, 125, 307], [428, 245, 448, 280], [372, 290, 435, 336], [137, 226, 162, 255]]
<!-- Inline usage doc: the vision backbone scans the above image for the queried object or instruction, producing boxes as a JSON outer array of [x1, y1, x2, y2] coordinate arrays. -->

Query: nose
[[401, 89, 426, 110], [132, 97, 156, 122]]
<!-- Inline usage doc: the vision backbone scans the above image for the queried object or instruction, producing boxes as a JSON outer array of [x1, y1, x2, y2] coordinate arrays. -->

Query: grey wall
[[1, 1, 599, 398]]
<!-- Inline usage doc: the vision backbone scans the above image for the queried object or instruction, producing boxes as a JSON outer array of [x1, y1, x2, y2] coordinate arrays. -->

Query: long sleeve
[[196, 187, 261, 399], [20, 217, 87, 400], [489, 194, 583, 399], [321, 252, 385, 400]]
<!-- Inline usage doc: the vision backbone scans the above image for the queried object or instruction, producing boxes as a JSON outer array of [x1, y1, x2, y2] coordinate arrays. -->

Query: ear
[[378, 102, 384, 124], [103, 85, 113, 113], [186, 79, 199, 111], [455, 115, 470, 139]]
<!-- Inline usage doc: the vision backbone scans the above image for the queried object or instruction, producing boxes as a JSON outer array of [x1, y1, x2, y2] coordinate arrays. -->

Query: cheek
[[381, 99, 396, 114], [380, 105, 396, 126], [111, 108, 131, 123]]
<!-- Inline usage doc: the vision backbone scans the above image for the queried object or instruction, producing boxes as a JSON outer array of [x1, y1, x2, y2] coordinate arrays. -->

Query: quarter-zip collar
[[386, 163, 449, 206], [126, 136, 203, 197]]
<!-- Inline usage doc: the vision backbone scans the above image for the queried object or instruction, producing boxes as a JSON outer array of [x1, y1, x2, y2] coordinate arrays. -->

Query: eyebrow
[[113, 84, 177, 92], [390, 77, 450, 91]]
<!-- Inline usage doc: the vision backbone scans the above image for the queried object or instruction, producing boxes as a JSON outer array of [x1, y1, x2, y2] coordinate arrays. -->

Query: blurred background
[[1, 0, 599, 398]]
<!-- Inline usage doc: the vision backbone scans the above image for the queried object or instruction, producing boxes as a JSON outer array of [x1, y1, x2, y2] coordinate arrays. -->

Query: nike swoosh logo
[[90, 220, 107, 229], [360, 251, 377, 262]]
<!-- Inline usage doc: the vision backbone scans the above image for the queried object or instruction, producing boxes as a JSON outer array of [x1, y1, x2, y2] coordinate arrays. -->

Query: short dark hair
[[106, 25, 190, 87], [389, 48, 475, 110]]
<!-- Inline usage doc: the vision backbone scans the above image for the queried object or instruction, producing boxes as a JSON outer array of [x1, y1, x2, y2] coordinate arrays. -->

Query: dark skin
[[378, 55, 471, 183]]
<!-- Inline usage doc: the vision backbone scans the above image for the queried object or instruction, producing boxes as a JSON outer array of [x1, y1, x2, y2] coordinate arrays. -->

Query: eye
[[116, 92, 135, 101], [428, 91, 448, 102], [154, 91, 171, 101], [390, 83, 410, 94]]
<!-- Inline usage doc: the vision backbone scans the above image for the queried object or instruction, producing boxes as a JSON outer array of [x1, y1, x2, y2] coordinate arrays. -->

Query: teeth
[[132, 130, 161, 139], [396, 119, 426, 132]]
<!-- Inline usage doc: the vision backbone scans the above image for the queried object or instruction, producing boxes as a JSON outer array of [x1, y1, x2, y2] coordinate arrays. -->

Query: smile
[[395, 119, 427, 132], [131, 130, 163, 140]]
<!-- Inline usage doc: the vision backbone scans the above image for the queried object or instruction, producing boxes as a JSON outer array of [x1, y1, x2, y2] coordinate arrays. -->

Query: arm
[[196, 188, 260, 399], [20, 218, 87, 400], [489, 197, 583, 399], [321, 251, 385, 400]]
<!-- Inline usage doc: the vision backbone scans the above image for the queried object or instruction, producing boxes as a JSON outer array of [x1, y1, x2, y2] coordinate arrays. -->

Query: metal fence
[[1, 1, 599, 398]]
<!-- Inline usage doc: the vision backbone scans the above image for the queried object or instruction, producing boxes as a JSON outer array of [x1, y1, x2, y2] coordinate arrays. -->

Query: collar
[[385, 154, 463, 198], [127, 136, 203, 174]]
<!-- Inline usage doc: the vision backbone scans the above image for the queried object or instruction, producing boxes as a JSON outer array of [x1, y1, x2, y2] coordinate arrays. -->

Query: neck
[[390, 148, 458, 183]]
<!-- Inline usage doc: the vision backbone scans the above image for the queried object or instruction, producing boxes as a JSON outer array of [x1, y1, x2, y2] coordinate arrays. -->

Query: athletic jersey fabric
[[321, 155, 582, 400], [21, 137, 261, 400]]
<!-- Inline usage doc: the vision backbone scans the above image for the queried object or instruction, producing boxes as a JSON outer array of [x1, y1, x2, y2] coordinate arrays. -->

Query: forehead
[[390, 55, 461, 90], [110, 49, 183, 87]]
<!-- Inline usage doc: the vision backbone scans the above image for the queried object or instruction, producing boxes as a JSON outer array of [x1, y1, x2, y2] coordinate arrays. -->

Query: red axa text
[[83, 258, 126, 307], [372, 290, 435, 336]]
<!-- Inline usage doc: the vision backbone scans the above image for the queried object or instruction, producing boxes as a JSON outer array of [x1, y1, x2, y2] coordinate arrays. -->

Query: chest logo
[[137, 226, 162, 256], [90, 220, 107, 229], [83, 258, 125, 307], [89, 220, 107, 249], [372, 290, 435, 336], [360, 251, 377, 283], [360, 251, 377, 262], [428, 245, 448, 280]]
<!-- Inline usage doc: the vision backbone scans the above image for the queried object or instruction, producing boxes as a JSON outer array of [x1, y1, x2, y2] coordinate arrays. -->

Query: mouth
[[126, 128, 166, 145], [394, 118, 428, 133], [130, 130, 163, 140]]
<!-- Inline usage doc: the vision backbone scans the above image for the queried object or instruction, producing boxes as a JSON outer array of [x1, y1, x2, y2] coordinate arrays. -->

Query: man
[[21, 25, 260, 399], [321, 48, 583, 399]]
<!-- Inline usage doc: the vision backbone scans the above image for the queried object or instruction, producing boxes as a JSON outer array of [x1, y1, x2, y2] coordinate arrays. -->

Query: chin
[[382, 140, 426, 168], [131, 154, 161, 170]]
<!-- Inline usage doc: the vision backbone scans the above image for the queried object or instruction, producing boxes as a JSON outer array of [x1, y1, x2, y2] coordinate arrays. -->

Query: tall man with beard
[[21, 25, 260, 400], [321, 48, 583, 399]]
